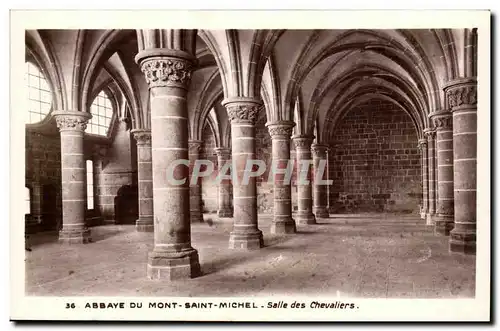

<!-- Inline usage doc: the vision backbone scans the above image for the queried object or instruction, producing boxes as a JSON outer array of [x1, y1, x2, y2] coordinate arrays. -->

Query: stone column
[[293, 135, 316, 225], [214, 147, 233, 218], [446, 78, 477, 254], [418, 139, 429, 220], [131, 129, 153, 232], [266, 121, 296, 234], [31, 182, 43, 223], [311, 143, 330, 218], [52, 111, 92, 244], [222, 97, 264, 249], [424, 128, 437, 225], [136, 49, 200, 280], [188, 140, 203, 223], [430, 110, 454, 235]]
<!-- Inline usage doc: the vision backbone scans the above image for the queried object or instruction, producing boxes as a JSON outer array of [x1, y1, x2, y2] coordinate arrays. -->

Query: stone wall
[[25, 129, 62, 231], [328, 100, 422, 213], [94, 121, 137, 223]]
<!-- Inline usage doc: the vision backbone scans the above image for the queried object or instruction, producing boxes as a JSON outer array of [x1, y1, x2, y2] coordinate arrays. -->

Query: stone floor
[[25, 213, 476, 298]]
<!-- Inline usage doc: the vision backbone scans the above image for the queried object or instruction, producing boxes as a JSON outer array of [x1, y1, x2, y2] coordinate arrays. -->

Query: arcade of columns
[[48, 30, 477, 281]]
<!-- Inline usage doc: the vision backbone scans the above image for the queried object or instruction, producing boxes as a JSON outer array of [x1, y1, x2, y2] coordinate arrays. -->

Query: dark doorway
[[114, 185, 138, 224]]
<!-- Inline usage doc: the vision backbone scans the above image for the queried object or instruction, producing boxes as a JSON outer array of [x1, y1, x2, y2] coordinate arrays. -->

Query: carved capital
[[214, 147, 231, 159], [311, 143, 329, 157], [429, 111, 452, 131], [423, 128, 436, 141], [222, 97, 262, 124], [52, 111, 91, 132], [132, 129, 152, 146], [266, 121, 295, 138], [417, 139, 427, 149], [445, 78, 477, 109], [139, 57, 194, 89], [188, 140, 203, 155], [292, 135, 314, 150], [432, 116, 453, 130]]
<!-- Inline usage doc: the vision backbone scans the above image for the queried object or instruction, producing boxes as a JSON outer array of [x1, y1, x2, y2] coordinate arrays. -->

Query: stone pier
[[223, 97, 264, 249], [136, 48, 201, 280], [188, 140, 203, 223], [214, 147, 233, 218], [430, 110, 454, 236], [131, 129, 153, 232], [293, 135, 316, 225], [53, 111, 92, 244], [267, 121, 296, 234], [311, 143, 330, 218], [446, 78, 477, 254]]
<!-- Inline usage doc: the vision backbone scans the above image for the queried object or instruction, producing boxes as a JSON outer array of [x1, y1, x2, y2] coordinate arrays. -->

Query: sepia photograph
[[9, 9, 491, 322]]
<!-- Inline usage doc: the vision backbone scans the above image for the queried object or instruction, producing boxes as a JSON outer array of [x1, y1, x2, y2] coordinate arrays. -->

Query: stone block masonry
[[25, 129, 63, 231], [329, 101, 422, 213]]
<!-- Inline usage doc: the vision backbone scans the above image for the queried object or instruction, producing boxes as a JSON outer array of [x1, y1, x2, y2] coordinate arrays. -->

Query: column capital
[[266, 121, 295, 139], [311, 143, 329, 156], [417, 139, 427, 149], [444, 77, 477, 111], [52, 111, 91, 132], [423, 128, 436, 140], [222, 97, 263, 124], [188, 140, 203, 154], [214, 147, 231, 158], [292, 135, 314, 149], [429, 110, 453, 131], [131, 129, 152, 146], [135, 49, 196, 90]]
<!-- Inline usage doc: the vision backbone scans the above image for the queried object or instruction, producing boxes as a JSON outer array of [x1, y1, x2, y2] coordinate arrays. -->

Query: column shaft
[[132, 129, 153, 232], [53, 111, 92, 244], [424, 129, 437, 225], [311, 143, 329, 218], [136, 49, 200, 280], [223, 97, 264, 249], [293, 135, 316, 225], [430, 111, 454, 235], [188, 140, 203, 223], [418, 139, 429, 219], [215, 147, 233, 217], [447, 79, 477, 254], [267, 121, 296, 234]]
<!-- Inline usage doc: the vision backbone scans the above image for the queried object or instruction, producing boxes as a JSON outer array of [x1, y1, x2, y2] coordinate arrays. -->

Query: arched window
[[86, 91, 113, 136], [86, 160, 94, 210], [26, 61, 52, 124], [25, 187, 31, 215]]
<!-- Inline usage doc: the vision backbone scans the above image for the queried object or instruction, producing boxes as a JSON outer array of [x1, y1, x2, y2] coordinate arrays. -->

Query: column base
[[190, 210, 203, 223], [426, 213, 436, 226], [270, 217, 296, 234], [136, 218, 154, 232], [313, 207, 329, 219], [434, 214, 455, 236], [228, 229, 264, 250], [295, 213, 316, 225], [218, 209, 233, 218], [147, 248, 201, 280], [59, 227, 91, 244], [449, 223, 476, 255]]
